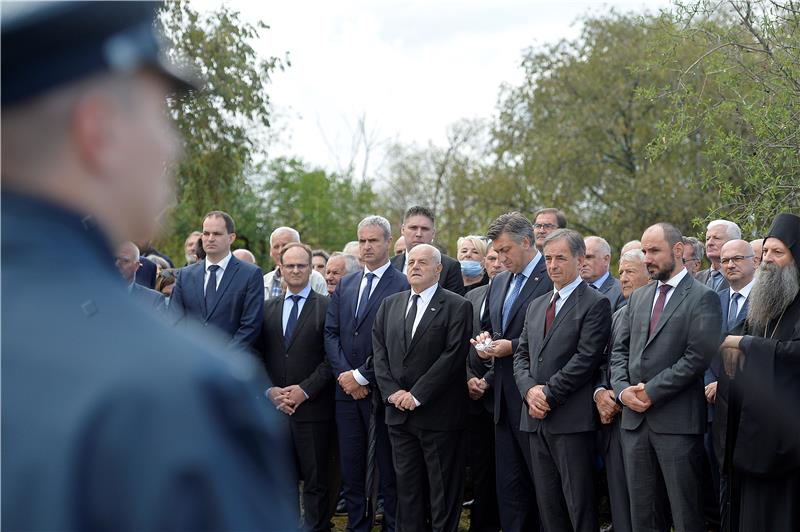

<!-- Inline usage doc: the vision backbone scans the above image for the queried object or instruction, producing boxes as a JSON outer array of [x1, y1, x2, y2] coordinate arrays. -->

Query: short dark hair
[[280, 242, 313, 263], [543, 228, 586, 257], [486, 212, 534, 245], [403, 206, 435, 225], [534, 208, 567, 228], [203, 210, 235, 234], [312, 249, 330, 261], [653, 222, 683, 247]]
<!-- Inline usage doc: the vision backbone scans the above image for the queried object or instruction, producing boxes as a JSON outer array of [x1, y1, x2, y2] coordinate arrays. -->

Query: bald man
[[233, 248, 257, 265]]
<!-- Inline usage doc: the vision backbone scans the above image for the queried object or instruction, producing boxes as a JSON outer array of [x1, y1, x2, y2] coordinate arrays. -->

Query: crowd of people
[[117, 204, 799, 532], [4, 3, 799, 532]]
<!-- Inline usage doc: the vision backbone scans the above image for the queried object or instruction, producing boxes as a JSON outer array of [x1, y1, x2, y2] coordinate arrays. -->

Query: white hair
[[620, 249, 645, 263], [269, 226, 300, 246], [409, 243, 441, 265], [122, 241, 140, 261], [329, 252, 360, 274], [358, 215, 392, 241], [585, 236, 611, 257], [707, 219, 742, 240]]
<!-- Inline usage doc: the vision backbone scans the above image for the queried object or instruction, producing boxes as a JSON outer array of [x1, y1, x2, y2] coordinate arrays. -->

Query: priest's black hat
[[764, 213, 800, 263]]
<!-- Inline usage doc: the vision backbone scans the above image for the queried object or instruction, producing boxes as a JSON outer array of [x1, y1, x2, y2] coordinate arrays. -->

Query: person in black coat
[[259, 243, 335, 532], [390, 205, 465, 296], [374, 244, 473, 532]]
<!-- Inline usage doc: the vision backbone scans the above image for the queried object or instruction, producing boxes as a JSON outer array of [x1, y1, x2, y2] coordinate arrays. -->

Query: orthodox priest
[[718, 212, 800, 532]]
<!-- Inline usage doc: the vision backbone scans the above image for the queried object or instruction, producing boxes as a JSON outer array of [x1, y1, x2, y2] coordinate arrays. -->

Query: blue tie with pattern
[[355, 272, 375, 322], [728, 292, 741, 331], [502, 273, 526, 332]]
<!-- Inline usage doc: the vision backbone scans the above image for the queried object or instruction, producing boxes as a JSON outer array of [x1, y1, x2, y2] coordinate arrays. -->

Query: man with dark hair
[[611, 222, 722, 532], [170, 211, 265, 351], [533, 208, 567, 252], [718, 213, 800, 532], [471, 211, 552, 532], [390, 205, 465, 295], [258, 242, 335, 532], [514, 228, 611, 532]]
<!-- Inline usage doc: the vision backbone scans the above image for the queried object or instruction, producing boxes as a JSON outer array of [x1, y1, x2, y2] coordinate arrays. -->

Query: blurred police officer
[[1, 2, 295, 530]]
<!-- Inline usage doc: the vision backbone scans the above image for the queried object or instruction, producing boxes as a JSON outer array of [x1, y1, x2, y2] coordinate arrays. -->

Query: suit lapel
[[505, 259, 547, 329], [207, 256, 240, 319], [491, 272, 513, 333], [645, 273, 692, 347], [286, 291, 316, 351], [270, 298, 287, 354], [539, 283, 582, 353], [190, 264, 208, 317], [355, 267, 394, 330], [600, 274, 614, 294], [406, 287, 443, 355]]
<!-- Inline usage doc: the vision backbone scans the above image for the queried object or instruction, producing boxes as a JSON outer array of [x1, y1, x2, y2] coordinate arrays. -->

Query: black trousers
[[529, 426, 597, 532], [494, 404, 539, 532], [466, 408, 500, 532], [389, 423, 466, 532], [620, 419, 706, 532], [291, 418, 334, 532]]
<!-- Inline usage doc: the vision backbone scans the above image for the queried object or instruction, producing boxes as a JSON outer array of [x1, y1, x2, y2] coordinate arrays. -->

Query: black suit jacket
[[169, 255, 264, 351], [390, 251, 465, 295], [475, 258, 553, 424], [373, 286, 472, 431], [514, 281, 612, 434], [466, 284, 494, 414], [258, 290, 334, 422], [134, 256, 157, 289]]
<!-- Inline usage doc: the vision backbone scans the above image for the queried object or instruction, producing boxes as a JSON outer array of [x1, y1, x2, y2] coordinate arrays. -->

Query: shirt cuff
[[301, 388, 309, 399], [593, 387, 607, 401], [412, 395, 421, 407], [352, 369, 369, 386]]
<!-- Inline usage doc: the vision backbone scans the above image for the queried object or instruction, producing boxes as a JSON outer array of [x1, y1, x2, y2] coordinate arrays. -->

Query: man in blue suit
[[1, 3, 295, 529], [170, 211, 265, 352], [325, 215, 409, 532], [705, 239, 755, 523]]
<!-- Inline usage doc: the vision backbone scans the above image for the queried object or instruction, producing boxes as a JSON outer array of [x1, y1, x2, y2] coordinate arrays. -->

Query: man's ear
[[229, 232, 236, 245]]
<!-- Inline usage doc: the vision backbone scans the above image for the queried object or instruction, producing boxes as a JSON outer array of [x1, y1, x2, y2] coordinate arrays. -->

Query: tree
[[491, 11, 730, 253], [156, 0, 287, 264], [646, 0, 800, 237]]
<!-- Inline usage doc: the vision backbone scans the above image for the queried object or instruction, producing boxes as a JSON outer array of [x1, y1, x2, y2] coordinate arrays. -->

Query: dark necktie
[[728, 292, 741, 331], [544, 292, 560, 337], [355, 272, 375, 322], [502, 273, 526, 332], [205, 264, 220, 310], [405, 294, 420, 346], [590, 283, 599, 290], [649, 284, 672, 336], [284, 295, 302, 348]]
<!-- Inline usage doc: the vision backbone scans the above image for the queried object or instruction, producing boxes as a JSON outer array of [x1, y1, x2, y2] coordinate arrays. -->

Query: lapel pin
[[430, 307, 436, 311]]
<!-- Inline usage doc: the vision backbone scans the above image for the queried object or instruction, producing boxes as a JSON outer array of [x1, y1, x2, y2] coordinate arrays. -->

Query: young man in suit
[[373, 244, 473, 532], [582, 236, 626, 311], [325, 215, 409, 532], [611, 223, 722, 532], [390, 206, 465, 295], [259, 243, 335, 532], [471, 212, 552, 532], [513, 229, 612, 532], [169, 211, 264, 351]]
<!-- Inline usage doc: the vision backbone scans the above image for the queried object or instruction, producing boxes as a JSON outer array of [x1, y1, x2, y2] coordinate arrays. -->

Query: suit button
[[538, 357, 543, 363], [354, 331, 359, 336]]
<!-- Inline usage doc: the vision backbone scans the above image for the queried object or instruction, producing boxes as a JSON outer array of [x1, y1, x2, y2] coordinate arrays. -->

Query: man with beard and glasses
[[718, 213, 800, 532]]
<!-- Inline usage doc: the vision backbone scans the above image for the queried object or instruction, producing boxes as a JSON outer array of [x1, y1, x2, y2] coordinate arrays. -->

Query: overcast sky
[[195, 0, 672, 175]]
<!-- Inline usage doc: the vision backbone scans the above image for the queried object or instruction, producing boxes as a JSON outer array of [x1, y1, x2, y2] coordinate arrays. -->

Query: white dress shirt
[[405, 282, 439, 338], [728, 278, 754, 317], [551, 274, 583, 316], [591, 271, 610, 290], [204, 252, 232, 294], [352, 261, 394, 386]]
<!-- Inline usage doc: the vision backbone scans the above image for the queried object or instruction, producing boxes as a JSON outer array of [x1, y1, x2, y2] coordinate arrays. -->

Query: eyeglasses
[[720, 255, 754, 265], [533, 223, 557, 230], [682, 258, 699, 264]]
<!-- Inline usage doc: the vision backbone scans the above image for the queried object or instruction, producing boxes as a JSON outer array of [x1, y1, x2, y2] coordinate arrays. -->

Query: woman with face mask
[[457, 235, 490, 293]]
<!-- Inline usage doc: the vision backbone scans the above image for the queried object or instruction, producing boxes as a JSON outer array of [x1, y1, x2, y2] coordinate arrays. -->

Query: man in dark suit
[[464, 246, 505, 532], [514, 229, 611, 531], [325, 215, 409, 532], [471, 212, 552, 532], [169, 211, 264, 352], [1, 3, 295, 529], [696, 220, 741, 292], [374, 243, 473, 532], [390, 205, 465, 295], [135, 254, 158, 289], [704, 239, 755, 525], [611, 223, 723, 532], [259, 243, 335, 532], [582, 235, 625, 310], [594, 249, 651, 532], [116, 241, 165, 312]]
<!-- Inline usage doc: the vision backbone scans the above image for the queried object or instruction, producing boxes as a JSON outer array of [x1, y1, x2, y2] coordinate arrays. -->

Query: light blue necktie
[[728, 292, 741, 331], [502, 273, 526, 332]]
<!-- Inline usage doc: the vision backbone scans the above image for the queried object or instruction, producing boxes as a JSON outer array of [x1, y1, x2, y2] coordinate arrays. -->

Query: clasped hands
[[338, 371, 370, 400], [267, 385, 306, 415], [620, 383, 652, 413], [388, 389, 418, 411], [470, 332, 513, 360], [467, 377, 489, 400], [526, 384, 550, 419], [595, 389, 621, 424]]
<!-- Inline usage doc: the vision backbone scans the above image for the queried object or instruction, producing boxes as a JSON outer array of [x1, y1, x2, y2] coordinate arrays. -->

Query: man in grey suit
[[696, 220, 741, 292], [582, 236, 625, 310], [514, 229, 611, 532], [611, 223, 723, 532]]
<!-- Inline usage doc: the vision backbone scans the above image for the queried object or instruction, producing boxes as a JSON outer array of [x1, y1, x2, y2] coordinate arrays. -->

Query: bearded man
[[718, 212, 800, 532]]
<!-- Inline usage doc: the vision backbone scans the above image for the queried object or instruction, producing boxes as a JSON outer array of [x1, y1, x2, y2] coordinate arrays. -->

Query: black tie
[[284, 295, 302, 348], [356, 272, 375, 322], [205, 264, 220, 311], [405, 294, 420, 346]]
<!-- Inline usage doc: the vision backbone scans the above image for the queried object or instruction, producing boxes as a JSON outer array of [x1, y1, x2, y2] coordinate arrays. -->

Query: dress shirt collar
[[553, 274, 583, 302], [592, 271, 610, 289], [205, 252, 232, 273], [285, 283, 312, 301], [517, 251, 541, 280], [657, 266, 688, 290], [731, 278, 755, 300], [410, 282, 439, 306], [364, 260, 392, 279]]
